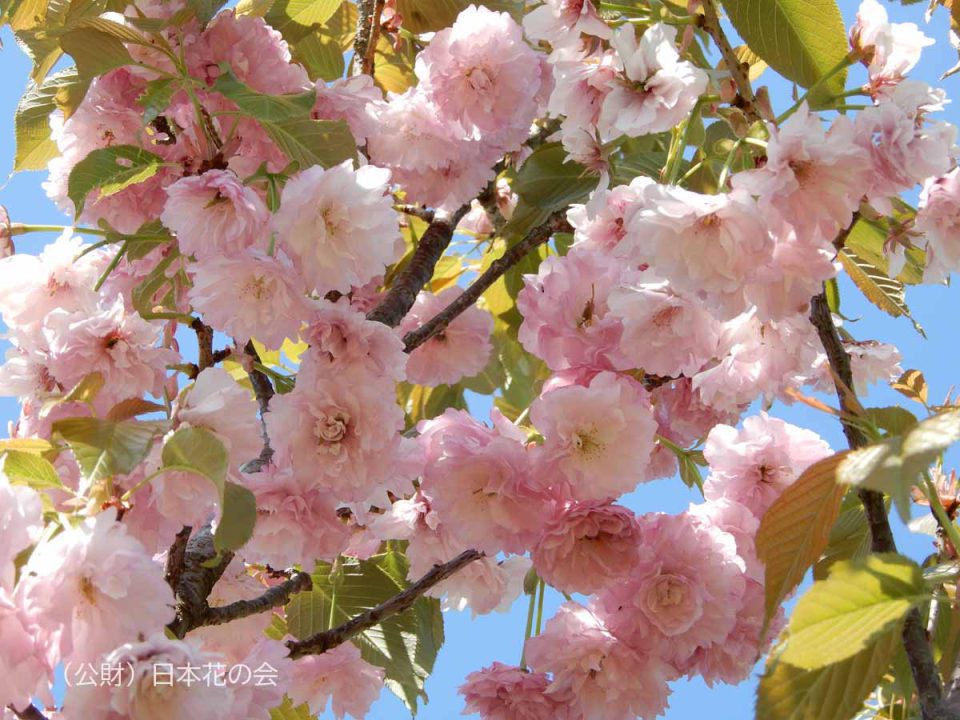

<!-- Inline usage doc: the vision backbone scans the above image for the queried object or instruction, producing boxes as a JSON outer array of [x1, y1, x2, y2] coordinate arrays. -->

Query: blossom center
[[79, 575, 97, 605], [642, 573, 703, 636], [315, 411, 349, 450]]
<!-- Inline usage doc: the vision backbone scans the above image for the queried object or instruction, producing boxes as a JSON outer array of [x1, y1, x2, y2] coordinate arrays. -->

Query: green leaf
[[138, 78, 177, 126], [845, 214, 926, 285], [512, 143, 599, 214], [756, 624, 900, 720], [161, 427, 256, 553], [67, 145, 164, 216], [374, 34, 416, 93], [15, 67, 83, 171], [212, 67, 316, 121], [813, 490, 872, 581], [779, 553, 926, 669], [269, 697, 313, 720], [757, 452, 849, 623], [265, 0, 341, 42], [1, 450, 63, 489], [286, 547, 445, 714], [59, 24, 135, 78], [0, 438, 54, 454], [52, 417, 158, 483], [291, 31, 344, 81], [837, 408, 960, 521], [260, 116, 356, 171], [839, 247, 925, 337], [720, 0, 848, 106], [185, 0, 227, 24]]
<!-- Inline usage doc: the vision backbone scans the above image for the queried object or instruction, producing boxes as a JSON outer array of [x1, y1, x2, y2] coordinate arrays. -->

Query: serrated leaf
[[261, 116, 355, 171], [0, 438, 54, 454], [779, 553, 926, 669], [840, 247, 925, 336], [892, 369, 929, 405], [15, 67, 82, 171], [286, 547, 444, 714], [106, 398, 167, 422], [266, 0, 341, 41], [291, 31, 344, 81], [757, 452, 849, 622], [59, 24, 135, 78], [845, 214, 926, 285], [720, 0, 848, 107], [756, 624, 900, 720], [52, 417, 157, 483], [67, 145, 164, 216], [1, 450, 63, 489], [213, 67, 316, 121], [374, 34, 416, 93]]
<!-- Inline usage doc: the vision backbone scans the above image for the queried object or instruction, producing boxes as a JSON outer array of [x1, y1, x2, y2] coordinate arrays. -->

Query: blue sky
[[2, 1, 960, 718]]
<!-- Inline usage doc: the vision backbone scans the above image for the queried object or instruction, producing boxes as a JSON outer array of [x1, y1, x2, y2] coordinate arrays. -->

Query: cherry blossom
[[288, 643, 385, 719]]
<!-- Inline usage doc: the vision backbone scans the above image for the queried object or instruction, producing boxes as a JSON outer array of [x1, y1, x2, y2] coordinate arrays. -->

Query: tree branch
[[700, 0, 761, 124], [286, 549, 483, 659], [810, 290, 953, 720], [354, 0, 386, 77], [167, 525, 235, 639], [203, 571, 313, 627], [403, 213, 572, 353], [190, 318, 215, 373], [241, 340, 275, 473], [7, 704, 48, 720], [366, 205, 470, 328]]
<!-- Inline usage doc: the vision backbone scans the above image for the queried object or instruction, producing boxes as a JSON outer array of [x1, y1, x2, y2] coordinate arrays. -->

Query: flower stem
[[519, 585, 537, 669], [776, 53, 857, 124], [534, 579, 546, 636]]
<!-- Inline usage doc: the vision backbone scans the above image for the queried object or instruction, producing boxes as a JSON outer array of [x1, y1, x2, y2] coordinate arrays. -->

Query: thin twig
[[699, 0, 761, 124], [286, 549, 483, 659], [366, 205, 470, 328], [242, 340, 275, 472], [7, 705, 49, 720], [403, 213, 572, 353], [810, 290, 953, 720], [203, 572, 313, 627], [395, 204, 436, 223], [354, 0, 386, 77], [190, 318, 215, 373]]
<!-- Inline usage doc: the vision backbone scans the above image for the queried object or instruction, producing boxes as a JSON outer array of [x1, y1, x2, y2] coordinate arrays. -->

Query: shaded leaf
[[892, 369, 929, 405], [813, 490, 872, 581], [261, 116, 356, 170], [213, 67, 316, 121], [839, 247, 925, 337], [15, 67, 82, 171], [67, 145, 164, 216], [53, 417, 157, 483]]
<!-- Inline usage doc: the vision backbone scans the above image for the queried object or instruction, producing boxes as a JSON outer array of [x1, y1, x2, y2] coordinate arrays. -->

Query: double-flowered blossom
[[271, 161, 403, 295], [526, 602, 676, 720], [0, 465, 43, 591], [917, 167, 960, 281], [63, 634, 235, 720], [703, 414, 832, 518], [459, 663, 571, 720], [531, 371, 658, 501], [400, 288, 494, 386], [17, 510, 175, 666], [523, 0, 611, 49], [288, 642, 385, 719], [850, 0, 934, 94], [598, 24, 708, 139], [0, 589, 49, 712]]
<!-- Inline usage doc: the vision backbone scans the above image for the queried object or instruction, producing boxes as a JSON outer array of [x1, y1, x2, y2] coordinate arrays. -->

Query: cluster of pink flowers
[[2, 0, 960, 718]]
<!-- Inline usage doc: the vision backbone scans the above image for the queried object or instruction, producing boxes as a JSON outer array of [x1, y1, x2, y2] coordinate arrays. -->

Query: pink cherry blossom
[[459, 663, 570, 720], [568, 177, 652, 257], [18, 509, 175, 666], [265, 365, 404, 503], [917, 168, 960, 282], [244, 464, 350, 568], [597, 511, 746, 668], [204, 11, 310, 93], [703, 413, 832, 518], [531, 371, 658, 501], [607, 279, 720, 376], [288, 642, 384, 719], [0, 464, 43, 591], [271, 161, 402, 295], [312, 75, 382, 145], [523, 0, 611, 48], [417, 409, 547, 554], [43, 296, 175, 407], [532, 500, 641, 595], [160, 170, 269, 259], [731, 105, 872, 244], [850, 0, 933, 93], [651, 378, 737, 451], [621, 185, 772, 318], [174, 367, 263, 467], [416, 5, 551, 137], [689, 498, 762, 582], [525, 601, 675, 720], [518, 249, 634, 371], [187, 249, 309, 349], [366, 89, 464, 175], [63, 634, 235, 719], [814, 339, 903, 396], [598, 23, 708, 139], [400, 288, 494, 386], [547, 49, 619, 135], [301, 300, 407, 382], [0, 588, 49, 711]]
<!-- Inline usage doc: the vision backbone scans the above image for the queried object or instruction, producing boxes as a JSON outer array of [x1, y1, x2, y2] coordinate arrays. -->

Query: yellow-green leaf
[[891, 369, 929, 405], [779, 553, 926, 669], [840, 247, 925, 337], [756, 624, 900, 720], [1, 450, 63, 489], [67, 145, 164, 216], [52, 417, 158, 483], [720, 0, 848, 106], [757, 452, 849, 623], [15, 67, 83, 171], [0, 438, 54, 454]]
